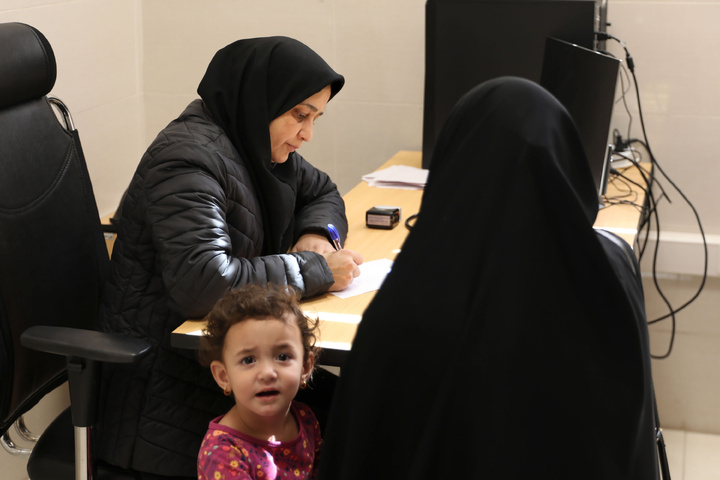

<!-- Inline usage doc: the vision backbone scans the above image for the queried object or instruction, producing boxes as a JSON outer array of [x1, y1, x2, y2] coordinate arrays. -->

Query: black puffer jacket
[[96, 100, 345, 477]]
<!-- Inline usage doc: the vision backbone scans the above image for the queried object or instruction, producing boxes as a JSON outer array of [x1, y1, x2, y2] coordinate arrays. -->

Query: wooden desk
[[171, 151, 648, 364], [596, 164, 650, 246]]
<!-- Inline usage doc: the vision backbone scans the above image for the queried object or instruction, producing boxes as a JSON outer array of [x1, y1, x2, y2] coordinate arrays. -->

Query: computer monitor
[[422, 0, 597, 168], [540, 37, 620, 196]]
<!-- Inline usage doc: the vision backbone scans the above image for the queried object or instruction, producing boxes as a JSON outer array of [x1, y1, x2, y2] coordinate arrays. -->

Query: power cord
[[596, 31, 708, 359], [405, 213, 418, 231]]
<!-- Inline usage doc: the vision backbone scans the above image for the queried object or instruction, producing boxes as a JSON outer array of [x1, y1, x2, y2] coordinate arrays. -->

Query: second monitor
[[540, 37, 621, 196]]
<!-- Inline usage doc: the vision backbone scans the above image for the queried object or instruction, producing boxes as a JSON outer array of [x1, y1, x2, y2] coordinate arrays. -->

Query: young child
[[197, 283, 322, 479]]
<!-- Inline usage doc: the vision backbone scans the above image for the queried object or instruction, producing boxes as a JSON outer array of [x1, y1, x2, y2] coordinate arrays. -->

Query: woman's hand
[[323, 249, 364, 291], [291, 233, 336, 255]]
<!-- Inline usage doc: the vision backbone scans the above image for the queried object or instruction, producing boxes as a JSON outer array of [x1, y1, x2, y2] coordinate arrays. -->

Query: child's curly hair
[[198, 283, 320, 367]]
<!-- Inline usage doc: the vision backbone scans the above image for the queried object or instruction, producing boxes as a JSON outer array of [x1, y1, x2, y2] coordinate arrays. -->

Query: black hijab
[[198, 36, 344, 254], [318, 77, 658, 479]]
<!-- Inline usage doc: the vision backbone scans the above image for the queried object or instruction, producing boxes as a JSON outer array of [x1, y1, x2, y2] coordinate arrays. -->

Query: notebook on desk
[[540, 37, 620, 199]]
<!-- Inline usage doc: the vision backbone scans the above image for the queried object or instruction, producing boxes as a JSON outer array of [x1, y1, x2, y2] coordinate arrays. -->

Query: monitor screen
[[540, 37, 620, 195], [423, 0, 597, 168]]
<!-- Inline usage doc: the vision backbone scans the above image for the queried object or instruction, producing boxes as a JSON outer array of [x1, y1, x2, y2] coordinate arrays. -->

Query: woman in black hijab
[[198, 37, 347, 257], [318, 77, 659, 479], [97, 37, 361, 478]]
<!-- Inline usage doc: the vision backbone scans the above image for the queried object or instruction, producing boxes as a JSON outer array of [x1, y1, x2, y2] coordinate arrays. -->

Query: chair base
[[27, 408, 137, 480]]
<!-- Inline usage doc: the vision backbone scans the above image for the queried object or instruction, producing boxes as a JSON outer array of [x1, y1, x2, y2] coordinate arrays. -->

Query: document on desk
[[362, 165, 428, 190], [330, 258, 393, 299]]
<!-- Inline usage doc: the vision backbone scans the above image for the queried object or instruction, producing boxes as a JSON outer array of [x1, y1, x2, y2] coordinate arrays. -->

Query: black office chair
[[0, 22, 151, 480]]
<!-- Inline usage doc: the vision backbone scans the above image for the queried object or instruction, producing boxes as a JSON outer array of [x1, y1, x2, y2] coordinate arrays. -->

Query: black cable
[[616, 66, 634, 140], [612, 149, 659, 246], [604, 176, 639, 205], [621, 137, 678, 358], [643, 172, 677, 359], [618, 149, 671, 216], [608, 170, 645, 207], [405, 213, 418, 231], [608, 158, 660, 267], [634, 136, 709, 323], [598, 31, 708, 359], [617, 145, 676, 359], [597, 46, 634, 141]]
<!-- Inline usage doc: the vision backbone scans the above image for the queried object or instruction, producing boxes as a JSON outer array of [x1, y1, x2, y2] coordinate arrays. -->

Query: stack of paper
[[362, 165, 428, 190]]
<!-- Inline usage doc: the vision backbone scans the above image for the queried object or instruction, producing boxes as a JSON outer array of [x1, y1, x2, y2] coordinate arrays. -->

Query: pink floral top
[[197, 401, 322, 480]]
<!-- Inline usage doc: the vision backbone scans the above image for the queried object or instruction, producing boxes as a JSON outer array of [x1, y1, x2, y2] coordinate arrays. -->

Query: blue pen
[[327, 223, 342, 251]]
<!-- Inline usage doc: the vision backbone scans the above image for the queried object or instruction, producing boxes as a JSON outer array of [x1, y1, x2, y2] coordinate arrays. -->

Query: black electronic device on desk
[[366, 206, 401, 230]]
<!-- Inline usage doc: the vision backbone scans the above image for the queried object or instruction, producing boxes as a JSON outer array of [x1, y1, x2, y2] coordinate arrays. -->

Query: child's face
[[212, 315, 312, 423]]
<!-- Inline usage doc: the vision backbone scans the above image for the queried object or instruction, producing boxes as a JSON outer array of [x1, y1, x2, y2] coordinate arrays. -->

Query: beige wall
[[646, 273, 720, 434], [1, 0, 719, 477], [140, 0, 425, 198]]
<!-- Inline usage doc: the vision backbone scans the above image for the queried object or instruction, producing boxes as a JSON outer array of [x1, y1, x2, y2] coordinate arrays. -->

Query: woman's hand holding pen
[[323, 249, 363, 291], [291, 232, 363, 290]]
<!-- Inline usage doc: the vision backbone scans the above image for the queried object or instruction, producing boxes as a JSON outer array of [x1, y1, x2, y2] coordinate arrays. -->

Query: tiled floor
[[663, 429, 720, 479]]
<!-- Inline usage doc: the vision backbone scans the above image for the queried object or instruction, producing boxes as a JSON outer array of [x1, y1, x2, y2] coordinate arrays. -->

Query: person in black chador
[[318, 76, 659, 480]]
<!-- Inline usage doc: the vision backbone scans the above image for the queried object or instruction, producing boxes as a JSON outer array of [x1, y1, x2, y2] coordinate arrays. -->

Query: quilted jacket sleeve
[[292, 154, 349, 243], [142, 143, 334, 319]]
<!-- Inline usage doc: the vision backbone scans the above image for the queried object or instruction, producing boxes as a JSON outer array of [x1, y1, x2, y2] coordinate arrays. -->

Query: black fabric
[[318, 77, 659, 479], [198, 36, 345, 255], [97, 38, 347, 478]]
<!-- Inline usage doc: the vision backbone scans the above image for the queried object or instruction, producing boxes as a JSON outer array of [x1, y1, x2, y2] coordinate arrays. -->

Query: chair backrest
[[0, 22, 109, 434]]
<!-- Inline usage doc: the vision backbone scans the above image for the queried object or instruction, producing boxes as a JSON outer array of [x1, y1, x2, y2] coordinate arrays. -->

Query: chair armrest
[[21, 326, 152, 427], [21, 326, 150, 364]]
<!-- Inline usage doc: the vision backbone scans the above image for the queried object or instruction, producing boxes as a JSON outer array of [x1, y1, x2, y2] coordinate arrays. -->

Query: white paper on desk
[[330, 258, 393, 299], [362, 165, 428, 190]]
